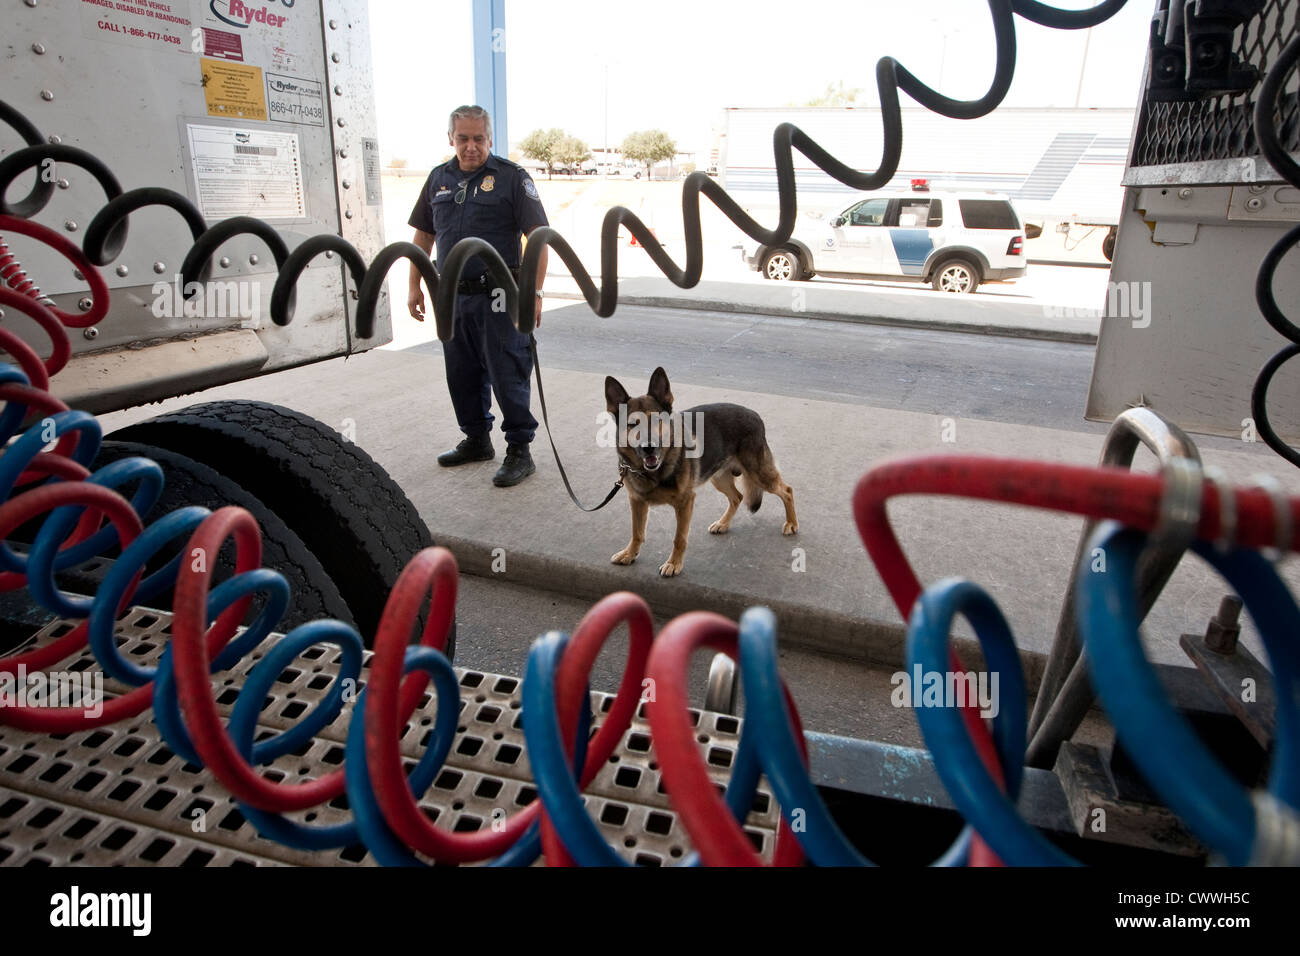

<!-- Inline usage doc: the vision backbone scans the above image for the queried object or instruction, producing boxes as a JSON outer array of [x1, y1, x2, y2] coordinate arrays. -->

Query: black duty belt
[[455, 268, 521, 295]]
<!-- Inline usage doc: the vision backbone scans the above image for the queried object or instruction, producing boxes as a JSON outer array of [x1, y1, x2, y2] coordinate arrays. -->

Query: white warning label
[[186, 123, 305, 220]]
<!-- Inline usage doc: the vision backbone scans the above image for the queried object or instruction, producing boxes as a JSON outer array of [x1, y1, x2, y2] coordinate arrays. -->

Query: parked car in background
[[738, 187, 1027, 293]]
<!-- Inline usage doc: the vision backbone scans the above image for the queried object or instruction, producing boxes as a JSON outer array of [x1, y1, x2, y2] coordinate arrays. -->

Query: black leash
[[529, 334, 626, 512]]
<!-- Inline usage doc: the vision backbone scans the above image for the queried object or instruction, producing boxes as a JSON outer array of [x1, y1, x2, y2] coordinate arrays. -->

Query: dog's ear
[[605, 376, 630, 413], [647, 367, 673, 410]]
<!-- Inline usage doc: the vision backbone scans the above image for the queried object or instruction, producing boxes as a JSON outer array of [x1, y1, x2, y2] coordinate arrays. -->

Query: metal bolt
[[153, 261, 166, 274], [64, 220, 77, 232], [24, 0, 37, 7], [334, 85, 343, 95], [115, 264, 129, 277], [324, 250, 335, 259], [248, 253, 259, 265], [31, 43, 45, 55], [339, 148, 348, 159], [219, 256, 231, 268], [40, 90, 54, 102], [341, 179, 351, 189], [1245, 196, 1265, 211], [77, 296, 93, 312], [337, 117, 346, 127], [329, 18, 338, 29], [344, 209, 353, 219], [331, 52, 341, 63], [73, 269, 83, 281], [1249, 184, 1268, 194], [1204, 595, 1243, 655], [83, 326, 99, 340], [1178, 188, 1192, 200], [48, 134, 61, 145], [56, 178, 69, 189]]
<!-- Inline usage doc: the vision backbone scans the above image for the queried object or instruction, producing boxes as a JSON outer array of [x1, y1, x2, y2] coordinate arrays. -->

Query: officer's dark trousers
[[443, 292, 538, 446]]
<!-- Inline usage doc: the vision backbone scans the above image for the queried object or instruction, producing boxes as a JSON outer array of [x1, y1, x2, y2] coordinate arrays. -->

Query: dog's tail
[[740, 466, 763, 513]]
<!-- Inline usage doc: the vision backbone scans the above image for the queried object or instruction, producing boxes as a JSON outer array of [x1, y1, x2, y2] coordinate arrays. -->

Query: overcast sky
[[369, 0, 1155, 165]]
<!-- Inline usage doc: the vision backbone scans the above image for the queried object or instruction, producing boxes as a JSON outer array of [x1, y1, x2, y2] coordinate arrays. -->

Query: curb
[[436, 531, 1052, 693], [543, 291, 1099, 346]]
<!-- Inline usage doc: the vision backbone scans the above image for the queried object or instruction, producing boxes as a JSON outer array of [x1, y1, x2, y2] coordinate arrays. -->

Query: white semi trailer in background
[[719, 106, 1135, 261]]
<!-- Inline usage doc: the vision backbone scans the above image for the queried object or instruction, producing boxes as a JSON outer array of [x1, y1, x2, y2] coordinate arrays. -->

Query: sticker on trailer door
[[80, 0, 195, 56], [186, 123, 304, 220], [265, 73, 324, 127], [201, 27, 244, 60], [201, 58, 268, 121]]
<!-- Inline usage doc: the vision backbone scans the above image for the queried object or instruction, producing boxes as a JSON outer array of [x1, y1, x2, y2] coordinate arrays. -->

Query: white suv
[[739, 189, 1027, 293]]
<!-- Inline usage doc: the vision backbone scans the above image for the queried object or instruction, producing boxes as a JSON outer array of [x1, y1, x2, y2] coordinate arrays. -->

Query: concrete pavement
[[97, 344, 1300, 688]]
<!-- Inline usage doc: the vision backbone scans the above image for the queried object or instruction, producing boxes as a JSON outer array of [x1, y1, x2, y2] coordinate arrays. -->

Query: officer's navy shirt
[[408, 154, 548, 280]]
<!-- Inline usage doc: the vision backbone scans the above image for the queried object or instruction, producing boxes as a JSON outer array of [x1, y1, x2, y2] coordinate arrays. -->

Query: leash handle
[[530, 335, 624, 512]]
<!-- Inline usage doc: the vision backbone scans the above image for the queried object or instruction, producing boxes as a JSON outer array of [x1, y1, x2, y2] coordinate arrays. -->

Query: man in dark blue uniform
[[407, 104, 549, 487]]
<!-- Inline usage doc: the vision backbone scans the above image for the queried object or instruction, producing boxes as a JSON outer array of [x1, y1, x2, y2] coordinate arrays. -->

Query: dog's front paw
[[782, 521, 798, 535], [658, 557, 683, 577], [708, 519, 730, 534], [610, 549, 637, 565]]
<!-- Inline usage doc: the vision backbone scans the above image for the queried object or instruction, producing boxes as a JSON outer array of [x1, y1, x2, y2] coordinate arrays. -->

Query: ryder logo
[[210, 0, 293, 29]]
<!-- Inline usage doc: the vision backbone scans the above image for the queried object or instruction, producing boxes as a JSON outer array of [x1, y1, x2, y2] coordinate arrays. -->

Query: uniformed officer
[[407, 104, 549, 487]]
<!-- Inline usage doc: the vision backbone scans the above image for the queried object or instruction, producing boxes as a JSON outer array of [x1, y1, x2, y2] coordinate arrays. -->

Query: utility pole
[[1074, 27, 1093, 108]]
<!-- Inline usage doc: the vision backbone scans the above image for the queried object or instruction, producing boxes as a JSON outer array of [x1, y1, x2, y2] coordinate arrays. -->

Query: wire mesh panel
[[1131, 1, 1299, 173], [0, 610, 780, 866]]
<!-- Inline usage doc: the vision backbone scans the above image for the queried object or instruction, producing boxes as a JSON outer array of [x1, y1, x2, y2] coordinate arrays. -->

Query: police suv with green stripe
[[740, 185, 1027, 294]]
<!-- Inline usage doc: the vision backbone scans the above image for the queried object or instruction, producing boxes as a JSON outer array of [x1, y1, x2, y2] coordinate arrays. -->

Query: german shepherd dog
[[604, 367, 798, 577]]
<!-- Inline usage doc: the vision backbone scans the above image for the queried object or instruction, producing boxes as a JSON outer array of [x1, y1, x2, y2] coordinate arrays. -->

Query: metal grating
[[1131, 0, 1299, 169], [0, 609, 779, 866]]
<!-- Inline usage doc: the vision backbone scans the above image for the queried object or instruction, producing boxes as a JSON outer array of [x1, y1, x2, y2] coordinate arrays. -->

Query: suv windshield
[[957, 199, 1019, 230]]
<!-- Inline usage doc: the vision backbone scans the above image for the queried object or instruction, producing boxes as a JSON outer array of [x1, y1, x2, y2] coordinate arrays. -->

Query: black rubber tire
[[92, 440, 355, 631], [930, 257, 980, 293], [761, 247, 805, 281], [110, 401, 435, 648], [1102, 227, 1117, 262]]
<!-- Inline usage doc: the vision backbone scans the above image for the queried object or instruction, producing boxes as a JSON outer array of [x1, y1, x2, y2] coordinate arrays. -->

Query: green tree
[[554, 135, 592, 172], [519, 127, 564, 179], [798, 80, 865, 107], [620, 129, 676, 181]]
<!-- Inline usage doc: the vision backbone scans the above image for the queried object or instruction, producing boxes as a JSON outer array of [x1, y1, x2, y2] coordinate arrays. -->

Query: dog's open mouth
[[641, 453, 662, 471]]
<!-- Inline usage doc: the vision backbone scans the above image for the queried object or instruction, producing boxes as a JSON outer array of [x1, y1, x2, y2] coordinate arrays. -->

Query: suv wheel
[[761, 248, 804, 282], [932, 258, 979, 293]]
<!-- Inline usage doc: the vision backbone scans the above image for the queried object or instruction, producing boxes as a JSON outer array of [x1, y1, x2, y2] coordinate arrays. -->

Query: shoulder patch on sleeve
[[523, 178, 540, 200]]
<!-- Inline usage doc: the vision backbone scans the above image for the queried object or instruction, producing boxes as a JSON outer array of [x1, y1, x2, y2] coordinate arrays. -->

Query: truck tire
[[931, 257, 980, 293], [92, 440, 355, 631], [110, 401, 437, 650]]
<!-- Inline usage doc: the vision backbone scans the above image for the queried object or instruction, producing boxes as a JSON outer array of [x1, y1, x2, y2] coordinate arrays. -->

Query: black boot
[[437, 433, 494, 466], [493, 443, 535, 487]]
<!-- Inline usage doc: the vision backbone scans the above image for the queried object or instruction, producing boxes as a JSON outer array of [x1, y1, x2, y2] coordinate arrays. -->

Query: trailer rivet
[[248, 254, 260, 265], [325, 250, 335, 259], [153, 261, 166, 274], [64, 220, 77, 232], [1249, 184, 1267, 194], [48, 134, 61, 145], [337, 117, 346, 127], [56, 178, 69, 189], [40, 90, 54, 102], [334, 85, 343, 95], [339, 148, 348, 158], [116, 265, 129, 277], [32, 43, 46, 55], [329, 19, 338, 29], [331, 52, 341, 63], [73, 269, 83, 281], [1178, 188, 1192, 199], [344, 209, 353, 219], [342, 179, 351, 189], [24, 0, 37, 8], [219, 256, 231, 268], [83, 327, 99, 340], [1246, 196, 1265, 212], [78, 297, 93, 313]]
